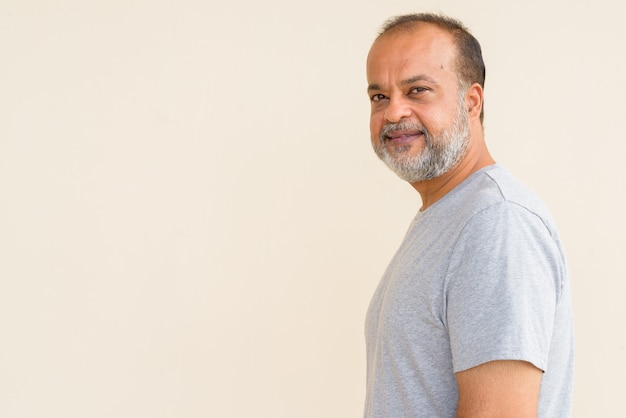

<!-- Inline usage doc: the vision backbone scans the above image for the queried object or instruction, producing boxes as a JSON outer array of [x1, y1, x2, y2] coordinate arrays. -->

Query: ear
[[465, 83, 483, 122]]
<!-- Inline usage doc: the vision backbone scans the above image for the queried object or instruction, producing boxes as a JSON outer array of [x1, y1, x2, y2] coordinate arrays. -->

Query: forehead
[[366, 24, 458, 84]]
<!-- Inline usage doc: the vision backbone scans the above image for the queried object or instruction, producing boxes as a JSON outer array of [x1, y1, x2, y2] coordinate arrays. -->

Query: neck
[[410, 132, 495, 211]]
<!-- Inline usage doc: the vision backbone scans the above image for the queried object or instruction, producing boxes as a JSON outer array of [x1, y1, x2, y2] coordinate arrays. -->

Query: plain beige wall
[[1, 0, 624, 417]]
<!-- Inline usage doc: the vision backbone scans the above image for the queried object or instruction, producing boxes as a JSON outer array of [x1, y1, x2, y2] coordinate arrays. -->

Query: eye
[[370, 93, 387, 102], [409, 86, 429, 95]]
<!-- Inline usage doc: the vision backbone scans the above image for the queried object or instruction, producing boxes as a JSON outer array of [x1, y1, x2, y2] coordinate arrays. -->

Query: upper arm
[[445, 202, 562, 373], [455, 360, 542, 418]]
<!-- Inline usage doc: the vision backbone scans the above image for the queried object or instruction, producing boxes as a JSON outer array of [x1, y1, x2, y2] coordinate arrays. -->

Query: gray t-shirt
[[364, 164, 574, 417]]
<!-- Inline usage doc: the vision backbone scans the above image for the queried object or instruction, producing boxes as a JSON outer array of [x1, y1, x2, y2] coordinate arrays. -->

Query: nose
[[384, 96, 412, 123]]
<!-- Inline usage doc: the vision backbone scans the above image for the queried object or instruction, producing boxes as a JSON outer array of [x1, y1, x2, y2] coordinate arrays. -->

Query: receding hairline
[[375, 13, 471, 39], [372, 20, 455, 46], [371, 16, 463, 58], [369, 21, 464, 83]]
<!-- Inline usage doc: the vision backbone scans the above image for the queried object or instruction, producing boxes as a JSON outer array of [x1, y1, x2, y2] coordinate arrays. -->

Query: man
[[364, 13, 574, 417]]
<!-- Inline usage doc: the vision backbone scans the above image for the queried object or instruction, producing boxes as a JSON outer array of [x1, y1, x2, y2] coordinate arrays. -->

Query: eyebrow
[[367, 74, 438, 92]]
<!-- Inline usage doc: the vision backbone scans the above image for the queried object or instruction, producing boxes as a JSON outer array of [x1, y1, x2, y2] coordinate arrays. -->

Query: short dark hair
[[378, 13, 486, 122]]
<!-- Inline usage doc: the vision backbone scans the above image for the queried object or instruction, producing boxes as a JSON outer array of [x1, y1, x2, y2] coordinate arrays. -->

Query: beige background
[[1, 0, 624, 417]]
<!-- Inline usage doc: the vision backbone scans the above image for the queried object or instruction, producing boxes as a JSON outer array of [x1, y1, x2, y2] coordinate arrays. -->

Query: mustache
[[379, 121, 428, 143]]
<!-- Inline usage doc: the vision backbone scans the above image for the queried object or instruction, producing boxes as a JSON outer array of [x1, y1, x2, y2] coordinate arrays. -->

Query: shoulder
[[444, 165, 567, 283], [444, 167, 568, 303], [452, 165, 559, 240]]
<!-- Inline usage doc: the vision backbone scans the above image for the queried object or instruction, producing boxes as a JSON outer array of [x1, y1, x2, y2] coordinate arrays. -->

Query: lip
[[384, 130, 424, 146]]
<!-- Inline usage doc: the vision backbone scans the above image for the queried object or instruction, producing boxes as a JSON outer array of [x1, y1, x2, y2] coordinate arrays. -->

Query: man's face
[[366, 25, 471, 182]]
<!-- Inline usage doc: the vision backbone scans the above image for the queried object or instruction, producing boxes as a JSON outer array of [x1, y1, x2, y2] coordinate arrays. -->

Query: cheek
[[427, 101, 461, 132]]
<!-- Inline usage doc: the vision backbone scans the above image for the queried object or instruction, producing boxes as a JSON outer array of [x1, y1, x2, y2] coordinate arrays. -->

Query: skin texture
[[367, 24, 543, 416], [367, 24, 495, 210], [456, 360, 542, 418]]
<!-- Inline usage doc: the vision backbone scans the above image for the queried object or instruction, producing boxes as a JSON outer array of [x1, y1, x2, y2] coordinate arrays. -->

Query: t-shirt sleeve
[[444, 201, 565, 373]]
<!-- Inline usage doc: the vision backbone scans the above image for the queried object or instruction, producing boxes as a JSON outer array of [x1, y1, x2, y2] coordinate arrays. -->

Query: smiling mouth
[[384, 130, 424, 145]]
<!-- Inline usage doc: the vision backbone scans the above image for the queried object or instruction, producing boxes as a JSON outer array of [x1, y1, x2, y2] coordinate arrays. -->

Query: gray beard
[[373, 94, 470, 183]]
